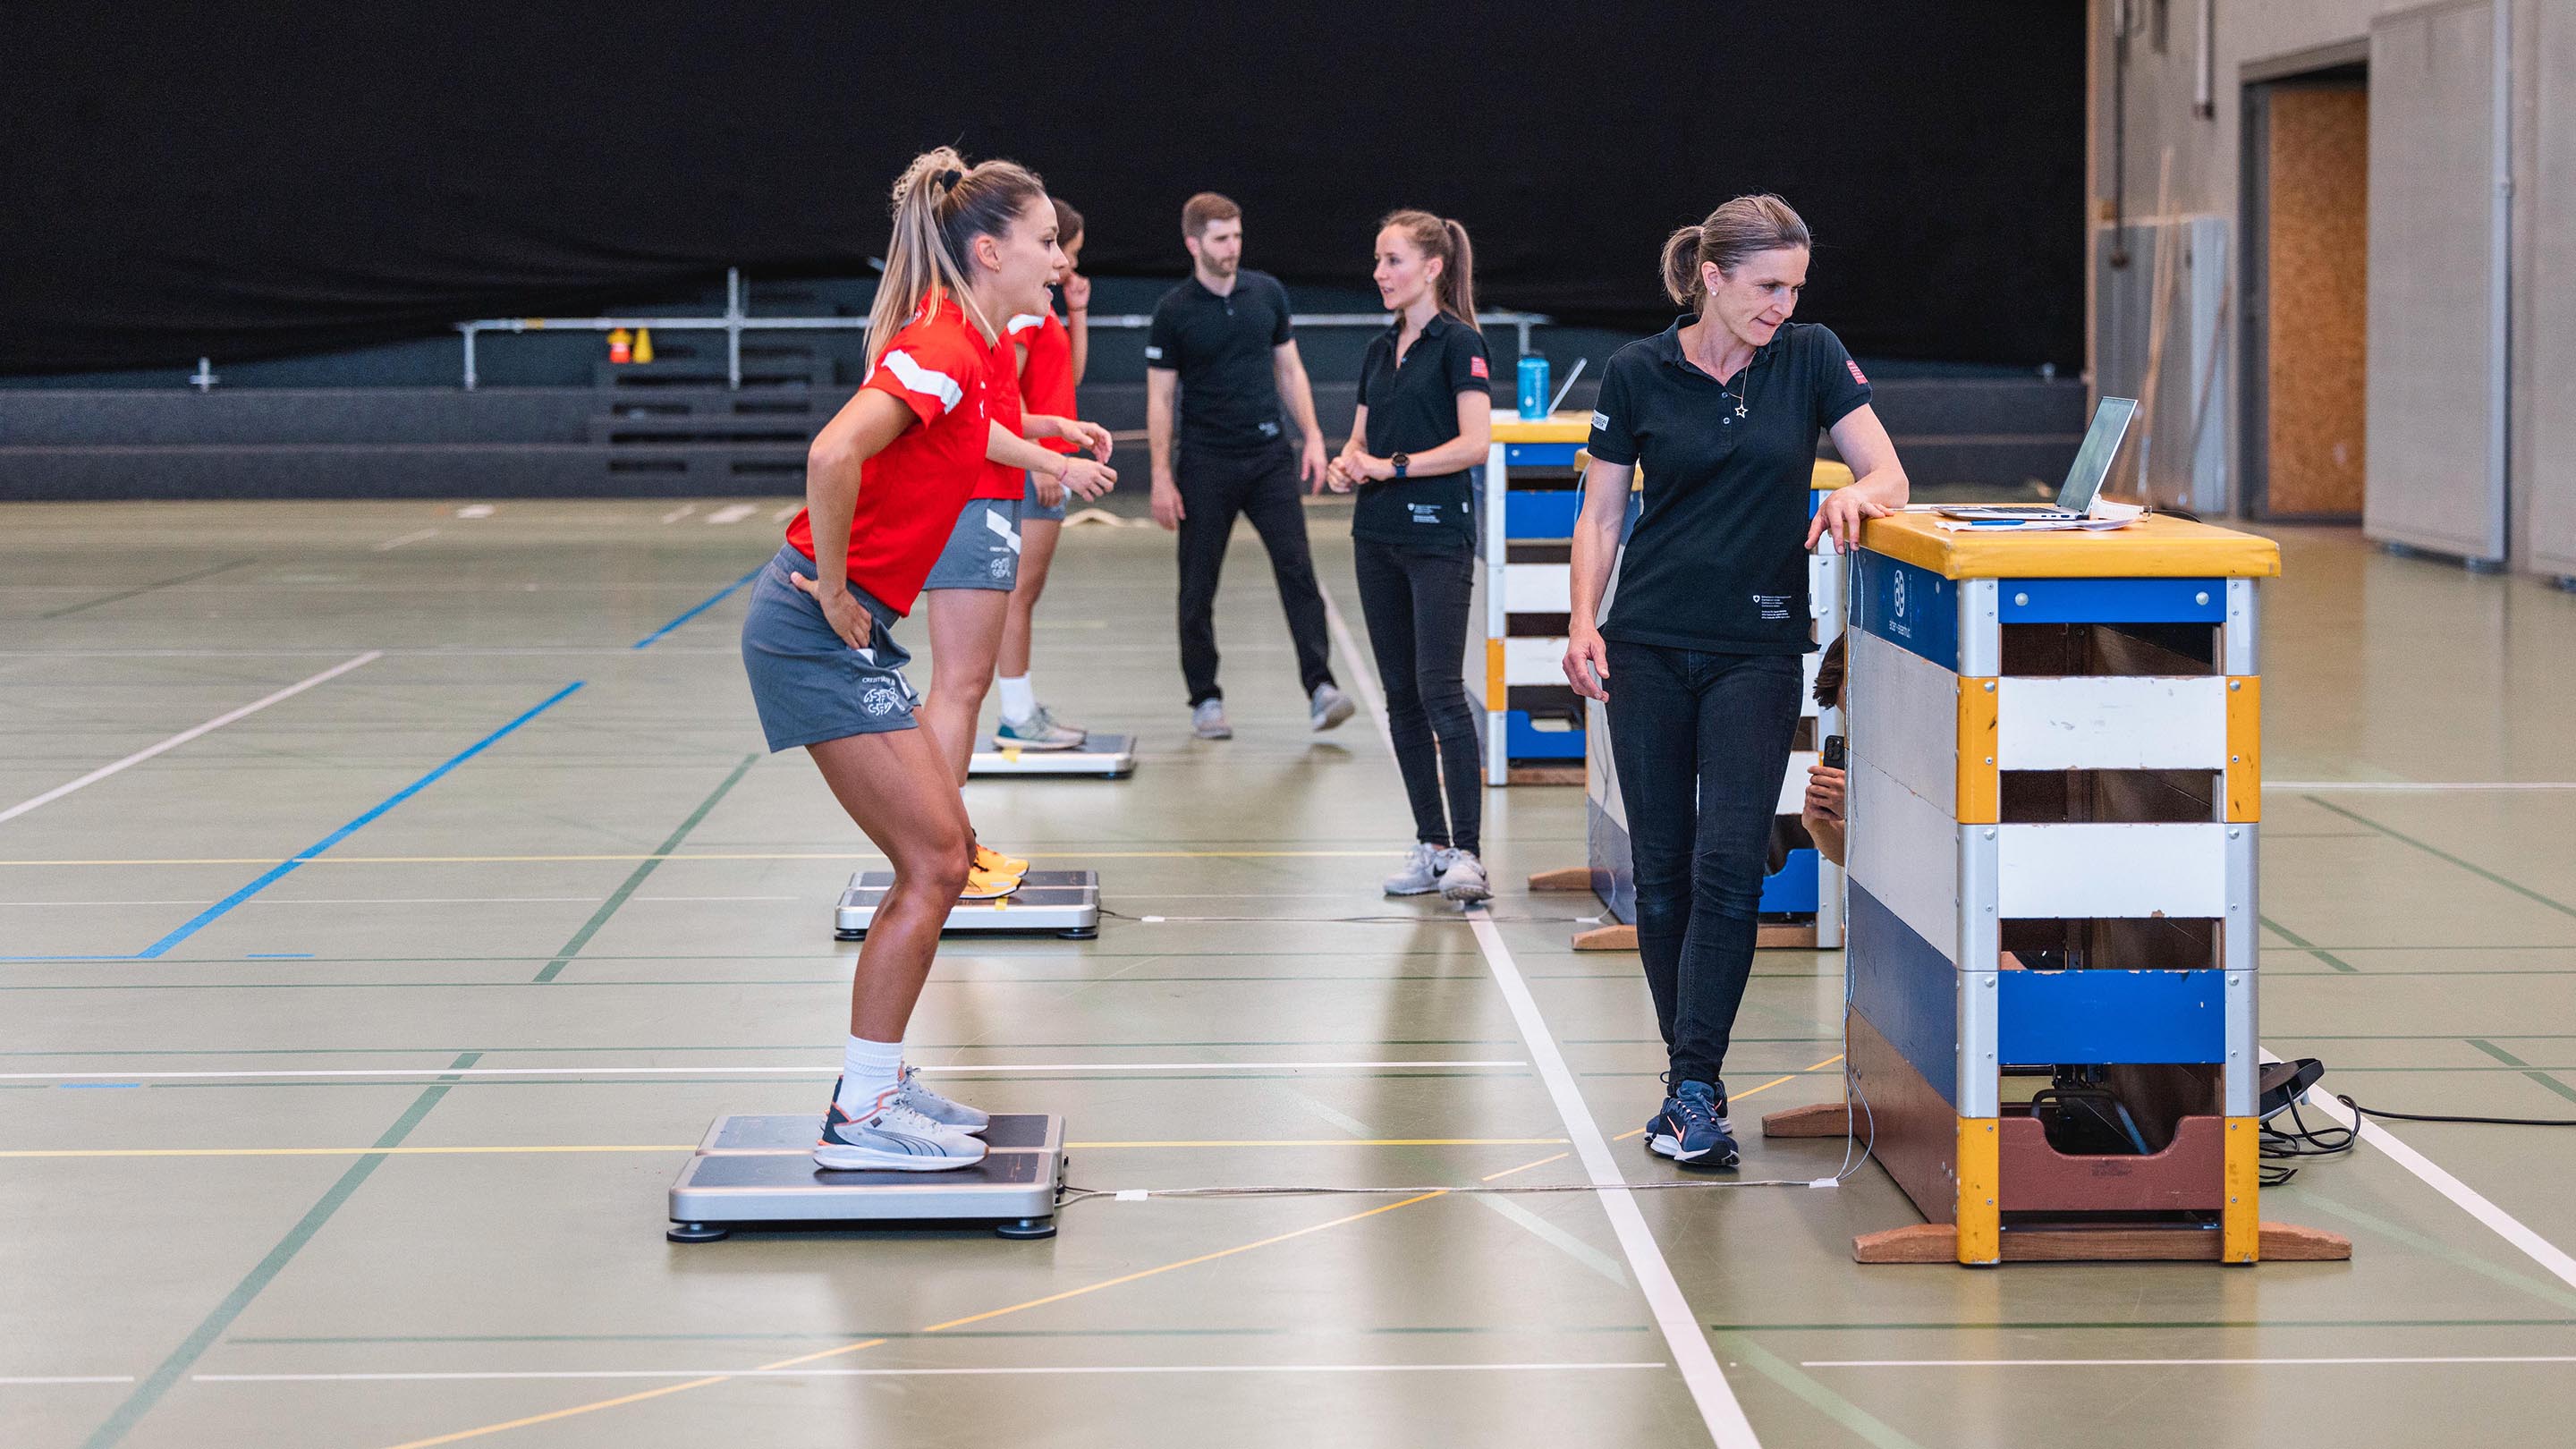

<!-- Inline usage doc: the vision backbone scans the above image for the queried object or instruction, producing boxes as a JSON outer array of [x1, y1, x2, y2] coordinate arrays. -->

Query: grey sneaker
[[1384, 841, 1459, 896], [894, 1064, 989, 1132], [1192, 699, 1233, 740], [816, 1089, 987, 1172], [1437, 850, 1492, 903], [994, 706, 1085, 750], [1309, 682, 1357, 732]]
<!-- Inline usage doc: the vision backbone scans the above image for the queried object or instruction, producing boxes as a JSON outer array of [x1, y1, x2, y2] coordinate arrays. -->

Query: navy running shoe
[[1648, 1080, 1738, 1169]]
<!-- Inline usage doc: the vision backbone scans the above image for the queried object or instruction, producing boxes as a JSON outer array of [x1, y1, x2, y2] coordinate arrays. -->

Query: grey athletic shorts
[[739, 544, 919, 751], [922, 496, 1022, 591], [1022, 467, 1069, 523]]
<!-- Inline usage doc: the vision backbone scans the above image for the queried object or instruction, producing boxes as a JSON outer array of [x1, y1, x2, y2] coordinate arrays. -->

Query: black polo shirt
[[1586, 318, 1872, 654], [1146, 269, 1295, 454], [1353, 311, 1490, 550]]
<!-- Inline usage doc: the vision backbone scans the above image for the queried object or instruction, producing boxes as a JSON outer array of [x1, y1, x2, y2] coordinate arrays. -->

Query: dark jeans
[[1174, 443, 1335, 706], [1604, 640, 1804, 1089], [1352, 538, 1482, 856]]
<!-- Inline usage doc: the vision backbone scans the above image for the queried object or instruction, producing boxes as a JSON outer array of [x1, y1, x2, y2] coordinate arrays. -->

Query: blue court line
[[126, 683, 586, 961], [632, 565, 764, 649]]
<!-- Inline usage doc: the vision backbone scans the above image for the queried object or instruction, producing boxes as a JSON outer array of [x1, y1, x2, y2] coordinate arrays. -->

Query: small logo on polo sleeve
[[1469, 356, 1488, 379], [1144, 345, 1164, 360], [1589, 411, 1610, 430], [1846, 360, 1869, 386]]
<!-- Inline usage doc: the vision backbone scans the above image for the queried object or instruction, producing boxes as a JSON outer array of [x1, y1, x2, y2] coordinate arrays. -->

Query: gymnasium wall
[[2089, 0, 2576, 579], [3, 3, 2083, 377]]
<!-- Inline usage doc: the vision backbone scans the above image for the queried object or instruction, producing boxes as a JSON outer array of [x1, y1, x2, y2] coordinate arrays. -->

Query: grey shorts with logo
[[923, 496, 1022, 591], [739, 544, 919, 751]]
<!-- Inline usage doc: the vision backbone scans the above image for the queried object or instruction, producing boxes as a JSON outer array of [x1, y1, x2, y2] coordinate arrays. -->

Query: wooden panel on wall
[[2265, 84, 2368, 517]]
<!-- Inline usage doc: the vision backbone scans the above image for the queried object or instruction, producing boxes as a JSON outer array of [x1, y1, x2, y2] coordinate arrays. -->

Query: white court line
[[0, 1060, 1529, 1082], [658, 504, 697, 524], [1803, 1356, 2576, 1369], [197, 1361, 1665, 1385], [704, 504, 757, 525], [0, 1376, 135, 1385], [374, 529, 439, 552], [454, 504, 495, 519], [772, 503, 800, 522], [0, 652, 381, 826], [2268, 781, 2576, 792], [1315, 575, 1761, 1449], [2275, 1054, 2576, 1293]]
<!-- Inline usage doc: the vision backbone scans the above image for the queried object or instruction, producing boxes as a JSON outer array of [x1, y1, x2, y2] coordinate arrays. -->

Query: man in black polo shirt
[[1147, 191, 1354, 741]]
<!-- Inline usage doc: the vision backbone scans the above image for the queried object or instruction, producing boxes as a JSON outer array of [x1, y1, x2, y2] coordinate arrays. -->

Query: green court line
[[1716, 1334, 1928, 1449], [132, 1068, 1538, 1090], [532, 754, 757, 984], [2308, 795, 2576, 920], [79, 1051, 480, 1449], [1706, 1318, 2576, 1332], [2297, 1191, 2576, 1315], [39, 559, 255, 619], [2467, 1039, 2576, 1106], [2259, 914, 2361, 973]]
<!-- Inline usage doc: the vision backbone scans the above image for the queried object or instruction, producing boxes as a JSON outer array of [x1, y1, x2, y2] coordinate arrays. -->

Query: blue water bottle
[[1517, 354, 1551, 421]]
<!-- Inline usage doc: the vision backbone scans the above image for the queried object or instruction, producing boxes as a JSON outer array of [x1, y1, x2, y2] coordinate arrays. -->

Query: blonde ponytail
[[867, 147, 1049, 369]]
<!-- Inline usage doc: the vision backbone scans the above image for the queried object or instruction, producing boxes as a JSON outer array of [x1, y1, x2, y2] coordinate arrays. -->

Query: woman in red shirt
[[992, 197, 1095, 748], [741, 147, 1110, 1172]]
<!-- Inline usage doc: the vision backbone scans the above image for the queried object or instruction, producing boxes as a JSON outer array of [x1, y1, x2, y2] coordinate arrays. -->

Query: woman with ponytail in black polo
[[1327, 210, 1494, 902], [1563, 194, 1908, 1169]]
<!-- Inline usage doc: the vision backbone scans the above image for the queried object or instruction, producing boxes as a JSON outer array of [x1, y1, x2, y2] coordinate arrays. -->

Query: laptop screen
[[2055, 397, 2139, 511]]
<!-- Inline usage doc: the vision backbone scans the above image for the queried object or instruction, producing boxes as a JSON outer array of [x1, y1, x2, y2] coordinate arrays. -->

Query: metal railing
[[455, 267, 1549, 389]]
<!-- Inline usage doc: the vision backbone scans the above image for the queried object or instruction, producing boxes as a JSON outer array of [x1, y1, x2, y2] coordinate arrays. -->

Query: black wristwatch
[[1390, 452, 1410, 479]]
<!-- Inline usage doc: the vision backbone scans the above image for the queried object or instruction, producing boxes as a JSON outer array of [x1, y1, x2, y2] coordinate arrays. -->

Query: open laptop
[[1938, 396, 2137, 521]]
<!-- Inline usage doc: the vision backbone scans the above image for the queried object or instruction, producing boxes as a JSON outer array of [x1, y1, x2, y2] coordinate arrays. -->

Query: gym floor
[[4, 499, 2574, 1449]]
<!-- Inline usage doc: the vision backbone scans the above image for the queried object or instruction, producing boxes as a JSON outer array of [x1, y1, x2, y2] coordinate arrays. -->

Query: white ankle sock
[[836, 1035, 906, 1115], [996, 674, 1037, 721]]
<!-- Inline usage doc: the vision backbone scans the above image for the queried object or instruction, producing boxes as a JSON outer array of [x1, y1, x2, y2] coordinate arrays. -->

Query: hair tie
[[935, 167, 963, 191]]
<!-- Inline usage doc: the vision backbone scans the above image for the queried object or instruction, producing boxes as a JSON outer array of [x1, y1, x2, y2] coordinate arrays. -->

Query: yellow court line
[[0, 850, 1405, 868], [371, 1053, 1849, 1446], [0, 1138, 1572, 1161], [378, 1193, 1446, 1449]]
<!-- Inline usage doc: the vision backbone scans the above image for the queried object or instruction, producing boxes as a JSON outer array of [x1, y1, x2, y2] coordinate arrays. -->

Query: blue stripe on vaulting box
[[1997, 967, 2228, 1064], [1847, 883, 1964, 1110], [1856, 551, 1959, 671], [1998, 576, 2227, 625]]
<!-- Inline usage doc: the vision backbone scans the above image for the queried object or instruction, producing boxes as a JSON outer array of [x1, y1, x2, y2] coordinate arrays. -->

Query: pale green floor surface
[[1, 500, 2573, 1448]]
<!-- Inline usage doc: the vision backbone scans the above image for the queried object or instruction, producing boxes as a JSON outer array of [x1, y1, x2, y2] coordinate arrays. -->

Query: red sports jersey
[[973, 313, 1025, 500], [784, 294, 990, 614], [1011, 309, 1079, 456]]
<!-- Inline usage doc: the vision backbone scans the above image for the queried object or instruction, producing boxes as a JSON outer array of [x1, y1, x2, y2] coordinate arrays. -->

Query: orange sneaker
[[973, 843, 1030, 877], [959, 865, 1021, 901]]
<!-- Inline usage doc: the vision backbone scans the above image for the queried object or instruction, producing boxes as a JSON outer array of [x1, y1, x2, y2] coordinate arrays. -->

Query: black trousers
[[1352, 537, 1483, 856], [1174, 443, 1335, 706], [1604, 640, 1803, 1089]]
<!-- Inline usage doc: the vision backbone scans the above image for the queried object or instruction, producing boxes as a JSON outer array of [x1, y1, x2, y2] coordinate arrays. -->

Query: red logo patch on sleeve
[[1470, 355, 1489, 379], [1846, 360, 1869, 386]]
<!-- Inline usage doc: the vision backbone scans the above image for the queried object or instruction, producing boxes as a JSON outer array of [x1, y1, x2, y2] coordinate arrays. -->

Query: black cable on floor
[[2259, 1091, 2576, 1186]]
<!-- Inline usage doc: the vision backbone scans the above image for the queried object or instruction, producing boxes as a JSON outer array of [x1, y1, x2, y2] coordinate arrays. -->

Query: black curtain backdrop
[[4, 3, 2086, 375]]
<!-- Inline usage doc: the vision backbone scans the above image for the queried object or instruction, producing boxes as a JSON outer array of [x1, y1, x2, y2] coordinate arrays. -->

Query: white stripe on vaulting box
[[1850, 755, 1962, 963], [1852, 630, 1962, 818], [1505, 636, 1572, 687], [1996, 675, 2228, 771], [1504, 565, 1572, 613], [1997, 822, 2228, 919]]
